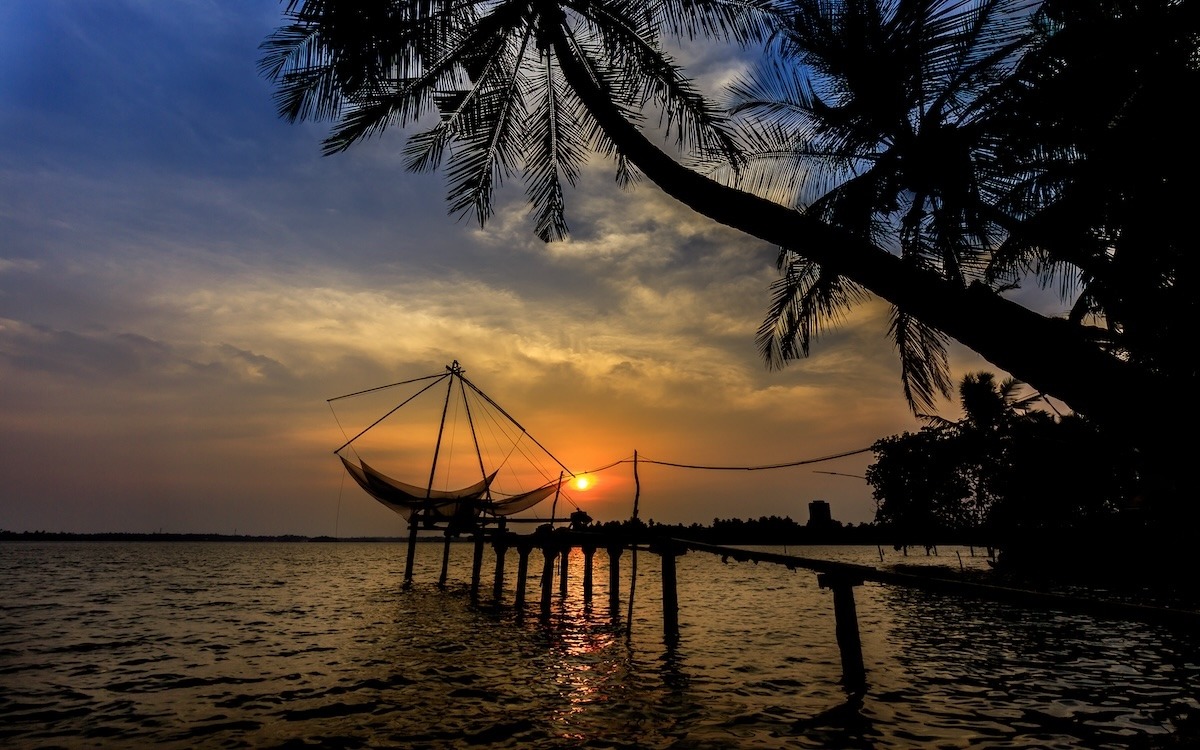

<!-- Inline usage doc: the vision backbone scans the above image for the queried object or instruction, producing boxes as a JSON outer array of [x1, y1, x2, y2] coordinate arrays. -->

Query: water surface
[[1, 542, 1195, 748]]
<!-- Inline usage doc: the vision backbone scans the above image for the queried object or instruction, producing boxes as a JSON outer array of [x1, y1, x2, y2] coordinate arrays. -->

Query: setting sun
[[573, 475, 593, 491]]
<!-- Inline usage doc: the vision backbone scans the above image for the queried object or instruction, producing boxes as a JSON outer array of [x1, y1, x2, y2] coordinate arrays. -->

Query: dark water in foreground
[[1, 542, 1197, 749]]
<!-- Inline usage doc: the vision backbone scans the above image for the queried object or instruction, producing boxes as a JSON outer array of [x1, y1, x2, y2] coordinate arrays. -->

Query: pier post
[[607, 544, 623, 612], [540, 545, 558, 615], [470, 534, 485, 602], [514, 542, 532, 608], [582, 545, 596, 602], [492, 535, 509, 603], [656, 543, 682, 641], [818, 572, 866, 690], [558, 545, 570, 597], [403, 513, 420, 586], [438, 533, 453, 587]]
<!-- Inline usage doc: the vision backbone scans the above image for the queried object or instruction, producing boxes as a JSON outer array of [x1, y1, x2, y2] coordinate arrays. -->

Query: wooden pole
[[404, 512, 420, 586], [818, 573, 866, 691], [607, 544, 623, 613], [439, 533, 453, 587], [559, 546, 569, 597], [626, 450, 640, 636], [582, 545, 595, 602], [550, 471, 563, 527], [659, 544, 679, 641], [514, 543, 531, 609], [540, 545, 557, 615], [492, 536, 509, 603], [470, 534, 485, 602]]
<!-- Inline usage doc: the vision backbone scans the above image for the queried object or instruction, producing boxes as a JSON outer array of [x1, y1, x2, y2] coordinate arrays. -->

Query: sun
[[572, 475, 593, 491]]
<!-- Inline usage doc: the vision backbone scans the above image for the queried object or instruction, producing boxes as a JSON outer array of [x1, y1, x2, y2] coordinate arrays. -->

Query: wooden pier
[[401, 512, 1200, 692]]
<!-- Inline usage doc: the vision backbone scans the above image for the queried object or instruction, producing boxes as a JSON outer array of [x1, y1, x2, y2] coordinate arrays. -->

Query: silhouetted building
[[807, 500, 833, 528]]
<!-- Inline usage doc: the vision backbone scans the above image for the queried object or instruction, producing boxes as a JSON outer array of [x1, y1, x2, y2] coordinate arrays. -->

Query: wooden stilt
[[582, 545, 596, 602], [514, 543, 531, 608], [818, 573, 866, 690], [539, 546, 557, 615], [438, 533, 452, 587], [469, 535, 485, 602], [558, 546, 569, 597], [626, 451, 641, 637], [607, 544, 623, 613], [492, 536, 508, 603], [403, 513, 420, 586], [657, 543, 681, 641]]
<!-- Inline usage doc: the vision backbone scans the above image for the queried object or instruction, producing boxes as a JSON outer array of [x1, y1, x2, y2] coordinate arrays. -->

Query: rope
[[581, 446, 873, 475], [328, 402, 361, 461]]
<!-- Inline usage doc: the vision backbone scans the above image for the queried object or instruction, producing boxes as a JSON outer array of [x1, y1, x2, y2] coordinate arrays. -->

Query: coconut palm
[[260, 0, 1197, 507], [258, 0, 779, 242], [724, 0, 1041, 411], [986, 0, 1200, 384]]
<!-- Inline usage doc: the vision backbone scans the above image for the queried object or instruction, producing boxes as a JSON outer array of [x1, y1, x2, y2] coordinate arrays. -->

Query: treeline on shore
[[0, 531, 381, 543], [0, 518, 911, 547]]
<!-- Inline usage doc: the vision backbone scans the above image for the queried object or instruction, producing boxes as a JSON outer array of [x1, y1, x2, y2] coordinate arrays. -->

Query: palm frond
[[259, 23, 351, 123], [889, 307, 952, 414], [321, 2, 527, 155], [755, 250, 869, 368], [582, 2, 744, 163], [442, 27, 536, 227], [652, 0, 784, 46], [522, 52, 590, 241]]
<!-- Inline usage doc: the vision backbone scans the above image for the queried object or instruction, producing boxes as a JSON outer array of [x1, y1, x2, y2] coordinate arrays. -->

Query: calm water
[[1, 542, 1197, 749]]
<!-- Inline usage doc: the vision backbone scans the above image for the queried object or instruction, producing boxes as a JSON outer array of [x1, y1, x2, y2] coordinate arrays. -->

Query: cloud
[[0, 1, 994, 534]]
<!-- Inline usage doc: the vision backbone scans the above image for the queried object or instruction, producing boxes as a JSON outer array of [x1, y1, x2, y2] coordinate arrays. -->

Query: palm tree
[[988, 0, 1200, 384], [260, 0, 1196, 511], [723, 0, 1041, 412], [912, 371, 1036, 530], [258, 0, 777, 242], [954, 372, 1035, 432]]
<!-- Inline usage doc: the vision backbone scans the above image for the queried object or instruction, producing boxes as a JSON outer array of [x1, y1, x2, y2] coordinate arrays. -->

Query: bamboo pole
[[559, 546, 569, 597], [470, 535, 485, 602], [626, 450, 640, 637], [607, 544, 622, 613], [660, 544, 679, 641], [492, 536, 508, 603], [439, 533, 453, 587], [514, 543, 531, 609], [403, 513, 419, 585], [582, 545, 595, 602], [540, 546, 557, 615]]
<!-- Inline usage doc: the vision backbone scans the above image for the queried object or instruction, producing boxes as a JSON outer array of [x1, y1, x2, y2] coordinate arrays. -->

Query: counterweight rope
[[581, 445, 872, 475]]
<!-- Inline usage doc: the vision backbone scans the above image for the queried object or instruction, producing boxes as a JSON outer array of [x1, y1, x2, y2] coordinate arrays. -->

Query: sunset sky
[[1, 1, 1022, 536]]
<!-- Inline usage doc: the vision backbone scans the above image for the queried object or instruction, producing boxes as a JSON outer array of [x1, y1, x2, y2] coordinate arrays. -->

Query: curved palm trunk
[[550, 31, 1186, 447]]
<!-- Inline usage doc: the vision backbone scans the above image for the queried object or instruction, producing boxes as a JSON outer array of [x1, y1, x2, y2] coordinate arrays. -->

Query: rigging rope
[[327, 365, 870, 522], [580, 446, 873, 476]]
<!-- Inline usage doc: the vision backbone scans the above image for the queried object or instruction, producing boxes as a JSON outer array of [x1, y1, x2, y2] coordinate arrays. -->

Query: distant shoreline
[[0, 529, 885, 545], [0, 531, 411, 543]]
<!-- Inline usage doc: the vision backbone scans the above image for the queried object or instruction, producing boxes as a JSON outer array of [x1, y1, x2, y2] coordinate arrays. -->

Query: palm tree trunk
[[550, 30, 1185, 445]]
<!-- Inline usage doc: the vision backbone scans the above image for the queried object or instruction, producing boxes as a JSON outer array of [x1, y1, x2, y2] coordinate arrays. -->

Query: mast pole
[[550, 471, 563, 527], [459, 373, 490, 524], [426, 361, 459, 499], [460, 375, 490, 499]]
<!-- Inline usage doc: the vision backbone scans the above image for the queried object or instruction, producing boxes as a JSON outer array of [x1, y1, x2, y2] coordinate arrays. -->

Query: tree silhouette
[[261, 0, 1197, 518], [868, 371, 1135, 546]]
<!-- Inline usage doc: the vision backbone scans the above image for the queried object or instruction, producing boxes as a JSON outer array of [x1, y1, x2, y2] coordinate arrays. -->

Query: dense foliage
[[262, 0, 1198, 525], [867, 372, 1140, 549]]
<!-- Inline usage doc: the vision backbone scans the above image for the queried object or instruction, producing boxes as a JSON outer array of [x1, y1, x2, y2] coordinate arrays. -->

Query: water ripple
[[1, 541, 1196, 748]]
